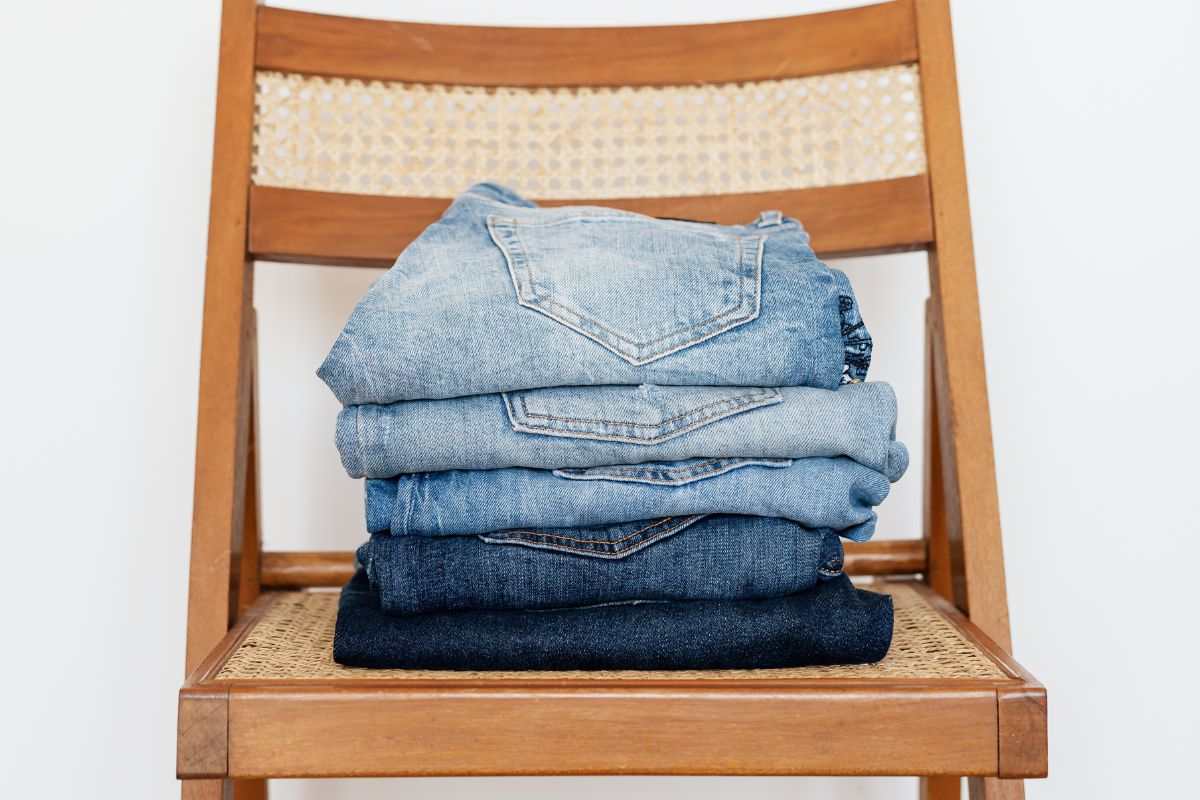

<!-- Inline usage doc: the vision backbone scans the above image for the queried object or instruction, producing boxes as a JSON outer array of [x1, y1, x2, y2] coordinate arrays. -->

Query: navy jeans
[[334, 569, 894, 670], [357, 514, 846, 615]]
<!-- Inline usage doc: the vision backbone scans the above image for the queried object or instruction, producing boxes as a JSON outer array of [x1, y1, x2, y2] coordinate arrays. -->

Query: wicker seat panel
[[215, 581, 1008, 682], [252, 64, 925, 200]]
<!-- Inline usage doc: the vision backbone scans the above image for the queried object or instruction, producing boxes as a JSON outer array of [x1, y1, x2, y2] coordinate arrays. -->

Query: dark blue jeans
[[334, 569, 894, 670], [357, 514, 846, 615]]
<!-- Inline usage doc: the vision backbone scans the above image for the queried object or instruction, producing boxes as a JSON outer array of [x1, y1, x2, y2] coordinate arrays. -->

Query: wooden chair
[[177, 1, 1047, 797]]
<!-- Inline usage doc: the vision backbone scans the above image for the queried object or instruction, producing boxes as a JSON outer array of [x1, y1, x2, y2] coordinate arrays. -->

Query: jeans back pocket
[[503, 384, 781, 444], [479, 515, 707, 559], [488, 212, 765, 364], [552, 456, 792, 486]]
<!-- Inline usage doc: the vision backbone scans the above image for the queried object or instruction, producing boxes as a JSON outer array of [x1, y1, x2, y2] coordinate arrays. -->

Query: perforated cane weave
[[215, 582, 1008, 682], [252, 64, 925, 200]]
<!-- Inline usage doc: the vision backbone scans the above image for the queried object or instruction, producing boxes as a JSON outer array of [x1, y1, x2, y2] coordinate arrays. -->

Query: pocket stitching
[[484, 515, 700, 556], [489, 214, 764, 364], [552, 456, 792, 485], [502, 387, 783, 445], [511, 221, 755, 348], [515, 387, 777, 428], [496, 516, 676, 547]]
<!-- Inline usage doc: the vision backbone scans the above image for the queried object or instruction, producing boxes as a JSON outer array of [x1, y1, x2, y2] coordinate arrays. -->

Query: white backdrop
[[2, 1, 1198, 797]]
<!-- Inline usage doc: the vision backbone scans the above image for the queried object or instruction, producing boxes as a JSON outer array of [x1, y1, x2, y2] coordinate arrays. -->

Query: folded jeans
[[367, 454, 895, 541], [319, 182, 871, 405], [357, 514, 845, 615], [334, 569, 894, 670], [339, 381, 906, 479]]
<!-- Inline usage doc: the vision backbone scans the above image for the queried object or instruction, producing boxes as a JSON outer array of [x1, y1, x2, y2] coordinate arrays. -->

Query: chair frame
[[178, 2, 1046, 798]]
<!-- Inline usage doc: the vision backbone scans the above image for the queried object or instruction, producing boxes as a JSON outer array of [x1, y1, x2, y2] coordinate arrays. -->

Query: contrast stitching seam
[[493, 516, 697, 554], [556, 457, 789, 484], [559, 457, 732, 477], [515, 389, 776, 427], [531, 296, 750, 348], [498, 526, 680, 556], [491, 516, 680, 547], [501, 213, 749, 239]]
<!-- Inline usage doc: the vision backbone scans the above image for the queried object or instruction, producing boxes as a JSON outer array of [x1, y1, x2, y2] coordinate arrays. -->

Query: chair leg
[[233, 779, 267, 799], [968, 778, 1025, 799], [182, 779, 229, 800], [920, 776, 961, 799]]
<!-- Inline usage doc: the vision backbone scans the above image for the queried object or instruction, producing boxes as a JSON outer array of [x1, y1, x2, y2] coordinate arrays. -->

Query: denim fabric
[[319, 183, 871, 405], [357, 515, 845, 615], [366, 455, 894, 541], [339, 381, 907, 479], [334, 569, 894, 670]]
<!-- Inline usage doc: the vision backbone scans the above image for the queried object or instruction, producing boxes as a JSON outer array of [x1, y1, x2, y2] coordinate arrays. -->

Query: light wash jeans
[[366, 455, 896, 542], [339, 381, 906, 479], [319, 183, 871, 404]]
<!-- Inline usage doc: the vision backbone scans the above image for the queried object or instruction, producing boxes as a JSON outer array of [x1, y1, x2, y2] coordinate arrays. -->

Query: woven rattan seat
[[215, 582, 1006, 682], [179, 1, 1046, 796], [183, 579, 1036, 780]]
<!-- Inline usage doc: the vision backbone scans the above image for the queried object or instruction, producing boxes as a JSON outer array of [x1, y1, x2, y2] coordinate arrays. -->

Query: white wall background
[[1, 0, 1197, 797]]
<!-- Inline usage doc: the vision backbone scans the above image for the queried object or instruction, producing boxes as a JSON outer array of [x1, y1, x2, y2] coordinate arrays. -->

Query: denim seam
[[489, 516, 699, 555], [492, 516, 678, 547], [561, 456, 735, 476], [488, 214, 764, 363], [353, 405, 366, 478], [513, 388, 776, 428], [473, 198, 801, 233], [497, 526, 680, 556], [837, 289, 872, 384], [398, 475, 418, 536], [518, 391, 777, 429], [502, 212, 755, 238], [553, 457, 791, 484], [504, 390, 781, 444], [346, 331, 376, 400], [530, 295, 745, 348], [819, 549, 845, 577]]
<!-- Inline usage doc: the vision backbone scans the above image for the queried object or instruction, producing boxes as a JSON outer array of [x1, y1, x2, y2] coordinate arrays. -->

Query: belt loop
[[755, 210, 784, 227]]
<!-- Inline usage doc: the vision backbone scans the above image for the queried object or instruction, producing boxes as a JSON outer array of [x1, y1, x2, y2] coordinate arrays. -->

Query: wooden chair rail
[[248, 176, 934, 268], [178, 582, 1046, 781], [260, 539, 929, 590], [256, 1, 917, 87]]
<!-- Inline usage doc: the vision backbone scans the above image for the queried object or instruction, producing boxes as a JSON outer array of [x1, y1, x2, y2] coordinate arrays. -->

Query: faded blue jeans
[[357, 515, 845, 615], [319, 183, 871, 405], [366, 454, 897, 542], [339, 381, 906, 479]]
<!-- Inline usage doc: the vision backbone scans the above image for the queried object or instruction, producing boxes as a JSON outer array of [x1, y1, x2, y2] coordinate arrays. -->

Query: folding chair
[[177, 2, 1048, 797]]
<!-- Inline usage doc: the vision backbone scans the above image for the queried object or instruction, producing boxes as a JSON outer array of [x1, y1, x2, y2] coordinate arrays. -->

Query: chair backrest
[[186, 0, 1011, 673]]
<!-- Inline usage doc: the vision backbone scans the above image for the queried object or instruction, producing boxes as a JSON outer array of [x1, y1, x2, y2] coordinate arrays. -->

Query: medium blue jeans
[[339, 381, 906, 479], [334, 569, 895, 670], [357, 515, 845, 615], [366, 455, 895, 541], [319, 183, 871, 404]]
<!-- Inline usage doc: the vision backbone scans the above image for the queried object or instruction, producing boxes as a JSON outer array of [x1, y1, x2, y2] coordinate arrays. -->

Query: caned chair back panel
[[253, 66, 926, 200], [247, 1, 934, 265]]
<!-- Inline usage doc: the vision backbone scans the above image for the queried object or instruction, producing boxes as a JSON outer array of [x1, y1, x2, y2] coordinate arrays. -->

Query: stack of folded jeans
[[319, 183, 908, 671]]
